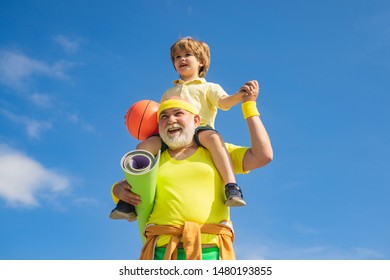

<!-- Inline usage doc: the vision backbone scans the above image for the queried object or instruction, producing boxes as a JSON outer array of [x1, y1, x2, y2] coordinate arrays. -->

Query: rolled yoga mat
[[120, 149, 160, 241]]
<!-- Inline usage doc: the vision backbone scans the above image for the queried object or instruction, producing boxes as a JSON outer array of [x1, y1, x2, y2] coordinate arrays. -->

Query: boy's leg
[[109, 200, 137, 221], [197, 129, 236, 183], [197, 129, 246, 207]]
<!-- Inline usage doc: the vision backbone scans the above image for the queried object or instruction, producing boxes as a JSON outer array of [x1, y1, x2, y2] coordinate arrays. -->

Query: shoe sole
[[109, 210, 137, 221], [225, 198, 246, 207]]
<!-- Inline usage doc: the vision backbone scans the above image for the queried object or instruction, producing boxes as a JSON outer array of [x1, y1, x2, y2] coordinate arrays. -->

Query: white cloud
[[235, 241, 384, 260], [65, 112, 97, 134], [0, 50, 71, 91], [29, 92, 53, 108], [54, 35, 81, 54], [235, 242, 268, 260], [292, 223, 320, 235], [72, 197, 99, 206], [0, 144, 70, 208], [0, 109, 52, 139], [281, 245, 384, 260]]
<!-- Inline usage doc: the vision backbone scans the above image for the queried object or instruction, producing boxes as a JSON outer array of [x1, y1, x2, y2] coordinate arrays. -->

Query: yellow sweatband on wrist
[[242, 101, 260, 119], [111, 182, 120, 204]]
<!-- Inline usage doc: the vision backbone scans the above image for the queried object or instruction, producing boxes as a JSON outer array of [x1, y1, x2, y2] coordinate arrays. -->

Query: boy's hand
[[241, 80, 260, 102]]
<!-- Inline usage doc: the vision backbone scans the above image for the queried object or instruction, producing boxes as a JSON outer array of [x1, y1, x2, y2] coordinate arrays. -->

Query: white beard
[[160, 121, 196, 150]]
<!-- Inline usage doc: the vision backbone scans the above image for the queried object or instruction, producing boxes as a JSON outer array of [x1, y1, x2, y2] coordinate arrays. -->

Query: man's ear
[[194, 114, 201, 127]]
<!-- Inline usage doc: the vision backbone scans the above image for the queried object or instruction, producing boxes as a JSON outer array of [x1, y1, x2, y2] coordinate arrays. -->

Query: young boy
[[110, 37, 253, 220]]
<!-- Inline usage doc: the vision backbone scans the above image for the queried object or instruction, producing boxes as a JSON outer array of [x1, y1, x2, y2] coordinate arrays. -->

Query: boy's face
[[173, 50, 204, 81]]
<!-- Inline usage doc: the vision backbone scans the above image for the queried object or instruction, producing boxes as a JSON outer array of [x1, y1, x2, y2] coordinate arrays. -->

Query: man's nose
[[167, 114, 176, 123]]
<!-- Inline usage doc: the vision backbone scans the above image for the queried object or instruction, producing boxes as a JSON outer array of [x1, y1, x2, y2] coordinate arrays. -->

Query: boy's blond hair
[[170, 37, 210, 78]]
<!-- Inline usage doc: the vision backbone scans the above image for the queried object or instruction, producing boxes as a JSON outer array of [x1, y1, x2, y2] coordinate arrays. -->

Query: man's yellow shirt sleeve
[[225, 143, 250, 175]]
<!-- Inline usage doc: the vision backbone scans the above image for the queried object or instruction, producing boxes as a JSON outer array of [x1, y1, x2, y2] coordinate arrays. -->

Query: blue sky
[[0, 0, 389, 260]]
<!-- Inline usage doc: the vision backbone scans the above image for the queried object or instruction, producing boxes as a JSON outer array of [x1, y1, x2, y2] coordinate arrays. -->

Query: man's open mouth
[[167, 127, 182, 134]]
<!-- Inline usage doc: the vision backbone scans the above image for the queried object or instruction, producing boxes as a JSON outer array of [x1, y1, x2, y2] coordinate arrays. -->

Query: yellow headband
[[157, 99, 198, 119]]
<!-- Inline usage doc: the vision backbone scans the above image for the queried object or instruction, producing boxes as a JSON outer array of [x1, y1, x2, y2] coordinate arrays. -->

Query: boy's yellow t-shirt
[[147, 143, 248, 246], [161, 78, 229, 128]]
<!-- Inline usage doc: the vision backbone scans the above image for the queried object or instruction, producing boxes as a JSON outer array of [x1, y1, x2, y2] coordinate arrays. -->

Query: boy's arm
[[218, 91, 244, 110], [218, 80, 261, 110]]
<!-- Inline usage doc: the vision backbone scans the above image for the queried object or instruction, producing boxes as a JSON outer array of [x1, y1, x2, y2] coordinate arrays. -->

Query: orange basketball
[[124, 100, 159, 140]]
